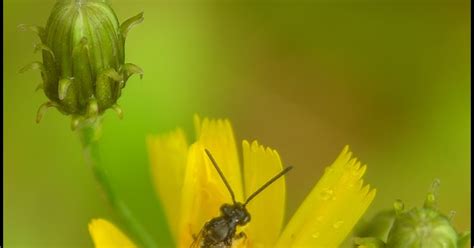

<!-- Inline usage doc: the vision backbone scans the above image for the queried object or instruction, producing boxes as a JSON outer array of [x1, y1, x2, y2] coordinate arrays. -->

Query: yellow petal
[[178, 143, 233, 247], [242, 140, 286, 247], [88, 219, 137, 248], [146, 128, 188, 241], [194, 115, 244, 202], [276, 146, 376, 248]]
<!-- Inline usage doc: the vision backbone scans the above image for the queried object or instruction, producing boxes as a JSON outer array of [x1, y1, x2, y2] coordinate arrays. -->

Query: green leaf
[[19, 61, 45, 74], [122, 63, 144, 82], [34, 42, 55, 60], [120, 12, 144, 39], [18, 24, 45, 41], [58, 78, 74, 101]]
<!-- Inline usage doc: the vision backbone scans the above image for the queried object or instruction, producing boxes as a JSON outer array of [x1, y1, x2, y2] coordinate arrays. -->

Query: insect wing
[[190, 227, 205, 248]]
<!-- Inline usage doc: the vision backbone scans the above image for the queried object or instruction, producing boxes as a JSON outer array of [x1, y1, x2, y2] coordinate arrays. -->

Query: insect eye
[[244, 215, 251, 223], [237, 214, 250, 225], [220, 204, 233, 216]]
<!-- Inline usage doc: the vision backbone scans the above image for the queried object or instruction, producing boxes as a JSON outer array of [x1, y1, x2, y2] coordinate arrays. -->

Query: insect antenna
[[244, 166, 293, 206], [205, 149, 237, 204]]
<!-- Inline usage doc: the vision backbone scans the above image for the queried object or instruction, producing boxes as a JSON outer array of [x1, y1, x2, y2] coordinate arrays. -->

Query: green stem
[[78, 119, 158, 248]]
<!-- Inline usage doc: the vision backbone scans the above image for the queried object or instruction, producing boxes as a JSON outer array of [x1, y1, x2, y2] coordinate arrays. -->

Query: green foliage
[[355, 181, 471, 248]]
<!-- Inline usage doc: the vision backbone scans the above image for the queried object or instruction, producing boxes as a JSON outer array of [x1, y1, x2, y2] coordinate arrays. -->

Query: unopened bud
[[20, 0, 144, 129]]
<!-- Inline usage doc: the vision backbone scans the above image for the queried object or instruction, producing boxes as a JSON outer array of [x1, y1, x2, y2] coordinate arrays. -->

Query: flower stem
[[78, 119, 158, 248]]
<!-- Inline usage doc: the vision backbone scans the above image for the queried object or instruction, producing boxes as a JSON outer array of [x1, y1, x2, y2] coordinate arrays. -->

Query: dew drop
[[312, 232, 320, 239], [333, 220, 344, 229], [394, 199, 404, 215], [320, 188, 334, 200]]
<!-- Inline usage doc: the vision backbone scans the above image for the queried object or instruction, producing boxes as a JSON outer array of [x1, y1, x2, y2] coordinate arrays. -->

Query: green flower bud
[[387, 207, 458, 247], [355, 180, 471, 248], [19, 0, 144, 129]]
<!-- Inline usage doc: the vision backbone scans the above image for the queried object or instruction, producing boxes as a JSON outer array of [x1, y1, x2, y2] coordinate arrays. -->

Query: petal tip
[[343, 144, 350, 153]]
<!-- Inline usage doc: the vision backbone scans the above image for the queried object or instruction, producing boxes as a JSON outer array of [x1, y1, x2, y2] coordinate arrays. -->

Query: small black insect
[[191, 149, 293, 248]]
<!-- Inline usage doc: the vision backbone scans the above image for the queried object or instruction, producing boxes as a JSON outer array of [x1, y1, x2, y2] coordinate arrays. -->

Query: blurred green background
[[4, 0, 470, 247]]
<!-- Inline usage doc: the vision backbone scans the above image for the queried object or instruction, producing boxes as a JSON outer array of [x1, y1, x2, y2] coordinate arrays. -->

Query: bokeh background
[[4, 0, 470, 247]]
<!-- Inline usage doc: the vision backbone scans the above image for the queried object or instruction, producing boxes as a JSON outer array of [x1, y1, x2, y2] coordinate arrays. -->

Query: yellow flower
[[89, 219, 137, 248], [89, 116, 376, 247]]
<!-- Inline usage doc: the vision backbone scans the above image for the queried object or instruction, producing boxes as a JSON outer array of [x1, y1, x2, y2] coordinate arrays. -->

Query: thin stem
[[78, 119, 157, 248]]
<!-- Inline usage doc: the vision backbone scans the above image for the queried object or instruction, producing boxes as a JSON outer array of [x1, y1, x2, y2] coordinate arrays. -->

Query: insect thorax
[[199, 203, 251, 247]]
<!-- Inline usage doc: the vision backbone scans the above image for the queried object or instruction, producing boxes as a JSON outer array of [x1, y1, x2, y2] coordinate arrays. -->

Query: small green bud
[[20, 0, 144, 129], [355, 179, 471, 248], [387, 207, 458, 247]]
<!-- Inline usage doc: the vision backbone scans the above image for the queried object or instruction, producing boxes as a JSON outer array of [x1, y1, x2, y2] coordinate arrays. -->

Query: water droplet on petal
[[320, 188, 334, 200], [312, 232, 320, 239], [333, 220, 344, 229]]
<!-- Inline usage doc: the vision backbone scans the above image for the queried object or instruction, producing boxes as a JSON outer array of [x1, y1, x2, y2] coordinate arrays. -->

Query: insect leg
[[232, 232, 248, 247], [190, 227, 204, 248], [234, 232, 247, 240], [224, 237, 233, 246]]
